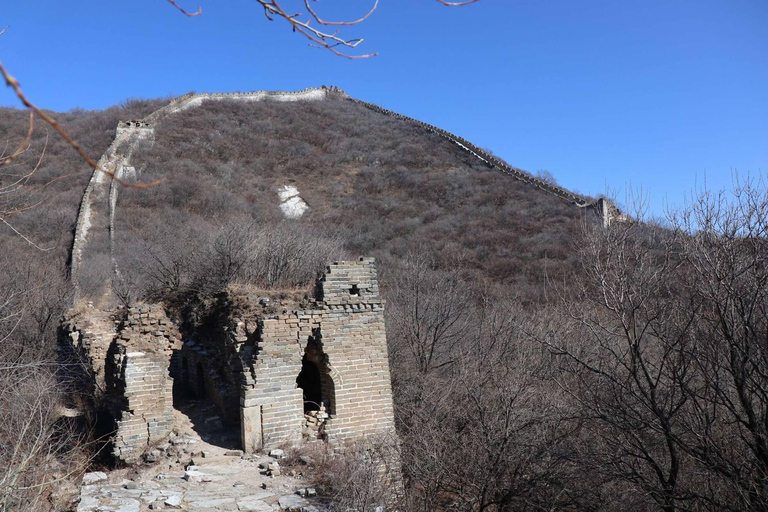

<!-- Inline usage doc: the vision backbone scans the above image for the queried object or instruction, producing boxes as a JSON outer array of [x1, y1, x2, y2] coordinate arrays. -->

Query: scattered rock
[[234, 481, 246, 487], [268, 461, 281, 477], [183, 469, 212, 483], [82, 472, 108, 485], [299, 455, 313, 466], [225, 449, 244, 457], [278, 494, 309, 511], [124, 481, 138, 490], [164, 495, 182, 508], [149, 501, 165, 510], [269, 449, 285, 459]]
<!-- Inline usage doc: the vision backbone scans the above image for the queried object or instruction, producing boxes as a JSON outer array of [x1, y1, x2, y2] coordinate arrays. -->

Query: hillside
[[105, 92, 595, 306], [1, 89, 610, 511]]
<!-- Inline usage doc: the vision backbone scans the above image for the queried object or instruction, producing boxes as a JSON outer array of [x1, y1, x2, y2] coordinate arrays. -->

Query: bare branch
[[164, 0, 202, 16], [0, 60, 161, 189], [303, 0, 378, 26], [2, 112, 34, 166], [254, 0, 378, 58], [436, 0, 480, 5], [0, 218, 54, 252]]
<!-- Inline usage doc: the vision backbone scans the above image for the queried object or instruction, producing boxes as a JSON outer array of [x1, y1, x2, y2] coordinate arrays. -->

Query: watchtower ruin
[[60, 258, 396, 463]]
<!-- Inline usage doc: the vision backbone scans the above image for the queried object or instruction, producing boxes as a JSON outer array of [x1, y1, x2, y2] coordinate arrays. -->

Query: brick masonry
[[60, 304, 181, 464], [60, 258, 397, 463]]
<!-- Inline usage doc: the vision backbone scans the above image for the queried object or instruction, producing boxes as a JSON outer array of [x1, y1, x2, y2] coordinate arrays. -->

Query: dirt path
[[76, 405, 324, 512]]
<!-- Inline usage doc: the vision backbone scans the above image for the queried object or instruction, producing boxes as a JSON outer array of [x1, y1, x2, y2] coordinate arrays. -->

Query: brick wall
[[60, 304, 180, 464], [241, 258, 396, 451], [61, 259, 398, 462]]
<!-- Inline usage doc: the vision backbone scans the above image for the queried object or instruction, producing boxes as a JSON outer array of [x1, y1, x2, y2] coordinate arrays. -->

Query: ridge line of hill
[[70, 86, 607, 303], [345, 97, 592, 207]]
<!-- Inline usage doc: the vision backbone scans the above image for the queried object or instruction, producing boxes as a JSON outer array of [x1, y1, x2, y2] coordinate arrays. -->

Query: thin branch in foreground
[[3, 111, 34, 166], [0, 60, 161, 189], [436, 0, 480, 5], [303, 0, 378, 26], [165, 0, 202, 16], [0, 218, 54, 252], [255, 0, 378, 59]]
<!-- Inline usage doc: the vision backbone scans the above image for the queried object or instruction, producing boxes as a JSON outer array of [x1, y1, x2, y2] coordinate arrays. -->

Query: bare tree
[[668, 177, 768, 510], [385, 252, 473, 375]]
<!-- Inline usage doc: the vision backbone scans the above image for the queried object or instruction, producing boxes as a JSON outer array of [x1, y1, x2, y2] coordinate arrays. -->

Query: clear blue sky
[[2, 0, 766, 216]]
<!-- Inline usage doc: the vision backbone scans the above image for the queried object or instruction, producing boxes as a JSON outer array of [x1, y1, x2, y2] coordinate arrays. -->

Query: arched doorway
[[297, 358, 322, 413], [296, 333, 335, 415]]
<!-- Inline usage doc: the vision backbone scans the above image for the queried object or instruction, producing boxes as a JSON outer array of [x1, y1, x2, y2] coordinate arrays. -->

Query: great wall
[[62, 86, 621, 482], [69, 85, 619, 305]]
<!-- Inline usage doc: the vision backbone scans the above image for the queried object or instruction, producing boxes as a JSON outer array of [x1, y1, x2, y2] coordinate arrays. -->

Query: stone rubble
[[76, 409, 329, 512]]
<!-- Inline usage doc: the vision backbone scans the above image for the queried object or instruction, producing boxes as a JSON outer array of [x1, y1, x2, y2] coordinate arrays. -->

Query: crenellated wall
[[347, 98, 592, 207]]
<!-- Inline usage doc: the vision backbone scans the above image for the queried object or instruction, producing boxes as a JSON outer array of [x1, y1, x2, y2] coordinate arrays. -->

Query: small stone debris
[[269, 448, 286, 459], [278, 494, 309, 511], [149, 501, 165, 510], [225, 449, 244, 457], [82, 472, 108, 485], [124, 481, 138, 490], [233, 480, 246, 487], [268, 461, 281, 477], [183, 469, 213, 483], [164, 494, 182, 508]]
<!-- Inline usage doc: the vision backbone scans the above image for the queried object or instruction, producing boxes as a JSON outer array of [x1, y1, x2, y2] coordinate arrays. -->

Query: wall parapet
[[348, 97, 598, 208]]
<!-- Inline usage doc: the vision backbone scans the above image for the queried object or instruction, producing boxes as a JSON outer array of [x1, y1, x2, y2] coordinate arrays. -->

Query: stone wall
[[63, 259, 398, 463], [239, 258, 395, 451], [60, 304, 180, 464]]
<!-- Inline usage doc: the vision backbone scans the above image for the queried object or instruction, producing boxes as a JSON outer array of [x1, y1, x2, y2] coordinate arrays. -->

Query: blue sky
[[1, 0, 766, 216]]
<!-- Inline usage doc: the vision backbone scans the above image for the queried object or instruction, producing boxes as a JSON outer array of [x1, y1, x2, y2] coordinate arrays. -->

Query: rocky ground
[[76, 402, 328, 512]]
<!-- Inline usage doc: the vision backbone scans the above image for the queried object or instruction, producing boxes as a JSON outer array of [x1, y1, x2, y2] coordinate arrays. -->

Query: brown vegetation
[[2, 95, 766, 512]]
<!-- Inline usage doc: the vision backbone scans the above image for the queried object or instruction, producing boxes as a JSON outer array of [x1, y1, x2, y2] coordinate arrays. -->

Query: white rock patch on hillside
[[277, 185, 309, 219]]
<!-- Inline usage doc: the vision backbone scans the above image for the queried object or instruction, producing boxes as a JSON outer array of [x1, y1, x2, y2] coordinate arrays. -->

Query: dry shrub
[[0, 365, 88, 511], [305, 435, 402, 512]]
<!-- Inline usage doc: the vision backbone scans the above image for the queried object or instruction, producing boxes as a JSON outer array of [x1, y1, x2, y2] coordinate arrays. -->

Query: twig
[[255, 0, 378, 58], [165, 0, 202, 16], [436, 0, 480, 5], [0, 218, 53, 251], [3, 112, 34, 166], [303, 0, 378, 26]]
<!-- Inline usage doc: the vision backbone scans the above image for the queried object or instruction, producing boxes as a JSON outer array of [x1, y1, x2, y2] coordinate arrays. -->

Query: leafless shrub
[[0, 365, 87, 511], [309, 435, 402, 512]]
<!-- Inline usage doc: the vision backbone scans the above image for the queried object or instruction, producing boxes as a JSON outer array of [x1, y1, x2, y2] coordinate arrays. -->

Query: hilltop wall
[[347, 98, 591, 207], [70, 84, 619, 304]]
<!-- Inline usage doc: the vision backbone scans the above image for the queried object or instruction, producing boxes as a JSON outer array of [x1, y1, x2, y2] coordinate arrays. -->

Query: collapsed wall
[[60, 258, 397, 463], [60, 305, 180, 463], [239, 258, 395, 451]]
